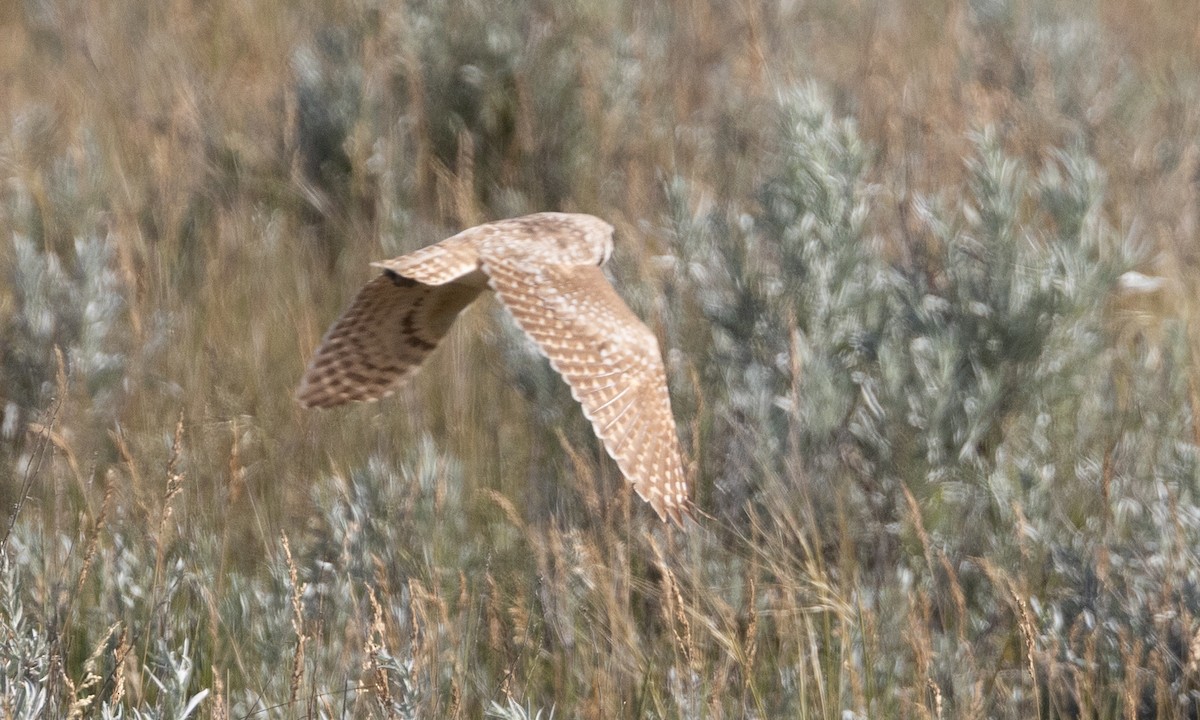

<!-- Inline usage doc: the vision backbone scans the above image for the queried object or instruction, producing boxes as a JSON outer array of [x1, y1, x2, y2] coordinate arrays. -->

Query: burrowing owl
[[296, 212, 691, 524]]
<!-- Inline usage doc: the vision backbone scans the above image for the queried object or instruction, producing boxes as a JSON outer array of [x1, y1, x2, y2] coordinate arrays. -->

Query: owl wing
[[482, 256, 690, 524], [296, 272, 483, 408]]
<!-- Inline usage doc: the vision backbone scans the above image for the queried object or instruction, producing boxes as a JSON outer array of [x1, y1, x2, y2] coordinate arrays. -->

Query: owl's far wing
[[297, 272, 482, 408], [483, 258, 690, 524]]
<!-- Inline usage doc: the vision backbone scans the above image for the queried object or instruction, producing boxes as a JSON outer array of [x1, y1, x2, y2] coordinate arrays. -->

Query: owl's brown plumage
[[297, 212, 691, 524]]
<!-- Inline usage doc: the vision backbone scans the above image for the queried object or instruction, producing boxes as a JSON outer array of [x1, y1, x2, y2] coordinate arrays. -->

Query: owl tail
[[371, 233, 481, 286]]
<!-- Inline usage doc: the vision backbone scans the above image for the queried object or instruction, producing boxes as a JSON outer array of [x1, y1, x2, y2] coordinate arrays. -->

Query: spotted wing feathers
[[296, 273, 483, 408], [483, 257, 691, 524], [371, 235, 480, 286], [298, 213, 691, 525]]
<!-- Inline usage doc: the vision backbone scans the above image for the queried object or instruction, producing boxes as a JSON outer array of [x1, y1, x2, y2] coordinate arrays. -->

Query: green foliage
[[2, 1, 1200, 718], [670, 87, 1195, 715], [4, 235, 128, 419], [0, 554, 50, 719]]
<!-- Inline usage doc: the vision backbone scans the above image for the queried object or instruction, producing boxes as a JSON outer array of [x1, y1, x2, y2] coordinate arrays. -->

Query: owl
[[296, 213, 691, 524]]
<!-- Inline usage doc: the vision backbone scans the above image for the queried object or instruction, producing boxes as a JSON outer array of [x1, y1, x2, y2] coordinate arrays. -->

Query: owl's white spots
[[296, 212, 692, 525]]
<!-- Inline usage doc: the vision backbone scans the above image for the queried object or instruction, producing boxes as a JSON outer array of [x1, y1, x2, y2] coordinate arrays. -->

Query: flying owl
[[296, 212, 691, 524]]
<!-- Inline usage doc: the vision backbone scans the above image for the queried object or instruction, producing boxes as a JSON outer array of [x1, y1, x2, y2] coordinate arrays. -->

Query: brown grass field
[[2, 1, 1200, 717]]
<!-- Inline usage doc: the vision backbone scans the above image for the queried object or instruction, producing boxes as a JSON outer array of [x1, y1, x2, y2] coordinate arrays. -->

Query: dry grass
[[2, 0, 1200, 717]]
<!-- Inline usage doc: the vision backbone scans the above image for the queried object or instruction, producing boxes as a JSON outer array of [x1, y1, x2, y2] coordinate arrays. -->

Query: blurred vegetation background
[[2, 0, 1200, 717]]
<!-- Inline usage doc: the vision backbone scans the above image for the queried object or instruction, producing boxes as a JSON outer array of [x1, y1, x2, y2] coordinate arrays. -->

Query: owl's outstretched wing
[[482, 256, 691, 524], [297, 272, 483, 408]]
